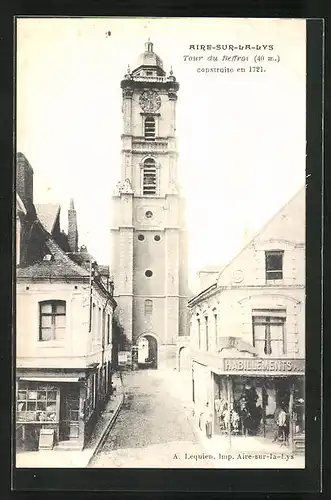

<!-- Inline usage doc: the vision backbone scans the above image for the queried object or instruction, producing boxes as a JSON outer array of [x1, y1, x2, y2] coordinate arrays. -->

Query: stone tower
[[111, 41, 189, 369]]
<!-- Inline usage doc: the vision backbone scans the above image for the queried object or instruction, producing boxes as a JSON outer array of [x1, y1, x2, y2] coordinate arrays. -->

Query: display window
[[17, 384, 58, 423]]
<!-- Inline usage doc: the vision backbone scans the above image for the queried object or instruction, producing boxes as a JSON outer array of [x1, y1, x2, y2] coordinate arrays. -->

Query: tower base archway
[[137, 335, 158, 369]]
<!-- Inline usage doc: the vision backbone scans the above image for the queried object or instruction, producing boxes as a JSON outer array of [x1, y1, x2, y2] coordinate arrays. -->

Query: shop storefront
[[16, 363, 113, 451], [211, 357, 305, 453], [191, 350, 305, 454]]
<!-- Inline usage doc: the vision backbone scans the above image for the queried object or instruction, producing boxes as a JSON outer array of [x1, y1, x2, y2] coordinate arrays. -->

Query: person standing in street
[[273, 405, 288, 445], [272, 405, 281, 442], [204, 402, 213, 439]]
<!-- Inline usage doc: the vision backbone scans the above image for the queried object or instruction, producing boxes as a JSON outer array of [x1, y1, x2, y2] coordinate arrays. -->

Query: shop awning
[[19, 376, 80, 383]]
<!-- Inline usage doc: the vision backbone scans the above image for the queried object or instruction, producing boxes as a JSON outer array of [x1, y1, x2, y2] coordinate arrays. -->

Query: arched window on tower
[[144, 299, 153, 315], [144, 116, 155, 141], [143, 158, 157, 195]]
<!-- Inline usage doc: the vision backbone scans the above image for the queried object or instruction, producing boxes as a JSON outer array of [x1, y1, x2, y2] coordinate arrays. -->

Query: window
[[98, 307, 102, 341], [144, 116, 155, 140], [107, 314, 111, 345], [197, 318, 201, 349], [143, 159, 157, 195], [102, 309, 106, 344], [214, 312, 218, 345], [145, 270, 153, 277], [145, 210, 153, 219], [205, 316, 209, 351], [144, 299, 153, 315], [17, 384, 58, 422], [92, 303, 96, 341], [252, 310, 286, 356], [138, 234, 145, 241], [39, 300, 66, 341], [265, 250, 284, 281], [154, 235, 161, 241]]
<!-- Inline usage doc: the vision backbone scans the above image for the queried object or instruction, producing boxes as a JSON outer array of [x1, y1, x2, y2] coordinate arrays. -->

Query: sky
[[16, 18, 306, 286]]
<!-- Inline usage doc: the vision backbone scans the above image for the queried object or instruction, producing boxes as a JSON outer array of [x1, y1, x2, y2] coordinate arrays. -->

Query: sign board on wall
[[118, 351, 128, 366], [223, 358, 305, 374]]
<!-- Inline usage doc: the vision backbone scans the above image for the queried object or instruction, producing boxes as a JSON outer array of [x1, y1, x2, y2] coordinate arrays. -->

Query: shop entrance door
[[59, 385, 80, 441]]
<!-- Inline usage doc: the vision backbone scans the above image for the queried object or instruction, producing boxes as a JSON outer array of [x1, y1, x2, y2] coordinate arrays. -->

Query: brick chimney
[[16, 153, 34, 213], [68, 198, 78, 253]]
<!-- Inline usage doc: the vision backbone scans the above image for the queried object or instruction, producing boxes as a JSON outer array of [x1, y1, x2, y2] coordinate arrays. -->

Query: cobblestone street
[[90, 369, 214, 468]]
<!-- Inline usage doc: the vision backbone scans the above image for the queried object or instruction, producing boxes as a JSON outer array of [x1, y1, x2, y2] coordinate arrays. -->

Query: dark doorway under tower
[[138, 335, 158, 369]]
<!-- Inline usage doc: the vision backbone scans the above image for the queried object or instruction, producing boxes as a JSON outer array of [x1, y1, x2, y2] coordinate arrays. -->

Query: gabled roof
[[35, 204, 61, 234], [17, 222, 89, 280], [216, 186, 305, 283], [188, 186, 305, 303]]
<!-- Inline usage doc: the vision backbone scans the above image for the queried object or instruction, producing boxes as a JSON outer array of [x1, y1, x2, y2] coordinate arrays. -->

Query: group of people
[[204, 385, 290, 446], [214, 387, 263, 437]]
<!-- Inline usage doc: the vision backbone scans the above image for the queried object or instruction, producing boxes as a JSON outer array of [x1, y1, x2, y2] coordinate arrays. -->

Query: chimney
[[16, 153, 34, 213], [68, 198, 78, 252]]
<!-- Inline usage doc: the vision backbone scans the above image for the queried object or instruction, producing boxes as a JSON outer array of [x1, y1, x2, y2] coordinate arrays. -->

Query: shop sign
[[223, 358, 305, 374], [118, 351, 128, 366]]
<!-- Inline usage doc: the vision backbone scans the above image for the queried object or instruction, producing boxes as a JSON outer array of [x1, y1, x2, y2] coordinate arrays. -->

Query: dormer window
[[144, 116, 155, 141], [265, 250, 284, 282]]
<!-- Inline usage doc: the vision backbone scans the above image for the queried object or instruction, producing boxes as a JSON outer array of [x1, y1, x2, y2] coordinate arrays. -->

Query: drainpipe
[[88, 260, 93, 333]]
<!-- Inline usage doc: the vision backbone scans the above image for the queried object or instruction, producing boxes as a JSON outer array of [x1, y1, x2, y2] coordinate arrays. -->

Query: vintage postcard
[[15, 17, 308, 472]]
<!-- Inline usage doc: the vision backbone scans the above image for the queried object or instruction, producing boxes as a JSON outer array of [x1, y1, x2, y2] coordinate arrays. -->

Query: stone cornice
[[188, 283, 305, 307]]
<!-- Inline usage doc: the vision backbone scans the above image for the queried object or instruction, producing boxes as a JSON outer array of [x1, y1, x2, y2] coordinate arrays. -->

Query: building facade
[[188, 188, 305, 453], [111, 42, 189, 369], [16, 153, 116, 451]]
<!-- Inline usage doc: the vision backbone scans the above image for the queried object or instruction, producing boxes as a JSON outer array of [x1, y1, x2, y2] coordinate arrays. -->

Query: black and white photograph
[[15, 17, 307, 470]]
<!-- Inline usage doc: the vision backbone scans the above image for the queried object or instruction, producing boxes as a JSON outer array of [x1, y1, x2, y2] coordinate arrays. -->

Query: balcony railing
[[132, 76, 169, 83]]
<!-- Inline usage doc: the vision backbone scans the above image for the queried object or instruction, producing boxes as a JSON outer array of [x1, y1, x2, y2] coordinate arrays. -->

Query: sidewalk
[[15, 373, 124, 468]]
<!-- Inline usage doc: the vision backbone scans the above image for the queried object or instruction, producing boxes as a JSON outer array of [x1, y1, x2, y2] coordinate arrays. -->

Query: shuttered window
[[144, 116, 155, 140], [143, 158, 157, 195]]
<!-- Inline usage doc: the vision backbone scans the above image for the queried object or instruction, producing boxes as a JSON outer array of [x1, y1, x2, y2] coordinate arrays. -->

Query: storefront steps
[[15, 374, 124, 468]]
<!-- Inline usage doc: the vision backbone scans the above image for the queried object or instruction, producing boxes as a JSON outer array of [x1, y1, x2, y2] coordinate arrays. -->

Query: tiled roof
[[98, 265, 110, 277], [17, 230, 89, 280], [35, 204, 61, 234]]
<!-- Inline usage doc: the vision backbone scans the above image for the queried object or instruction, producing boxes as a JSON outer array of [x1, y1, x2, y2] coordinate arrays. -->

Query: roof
[[198, 263, 225, 274], [16, 194, 27, 215], [135, 41, 163, 70], [35, 204, 61, 234], [17, 152, 34, 172], [188, 186, 305, 304], [98, 265, 110, 277], [17, 225, 89, 280], [216, 185, 305, 282]]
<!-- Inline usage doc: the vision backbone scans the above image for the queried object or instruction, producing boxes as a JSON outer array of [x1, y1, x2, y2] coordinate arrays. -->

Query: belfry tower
[[111, 41, 189, 369]]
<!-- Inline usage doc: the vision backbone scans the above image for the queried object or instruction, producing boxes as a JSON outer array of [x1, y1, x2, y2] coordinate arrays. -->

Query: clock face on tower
[[139, 90, 161, 113]]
